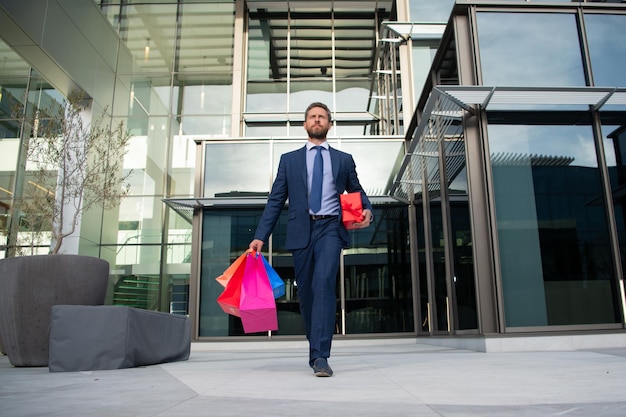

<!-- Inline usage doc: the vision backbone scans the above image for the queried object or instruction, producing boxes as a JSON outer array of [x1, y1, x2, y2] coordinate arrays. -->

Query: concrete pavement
[[2, 338, 626, 417]]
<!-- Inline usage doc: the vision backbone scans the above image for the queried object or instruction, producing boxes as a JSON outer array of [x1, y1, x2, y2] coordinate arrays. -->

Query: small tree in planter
[[0, 90, 132, 366], [10, 90, 131, 255]]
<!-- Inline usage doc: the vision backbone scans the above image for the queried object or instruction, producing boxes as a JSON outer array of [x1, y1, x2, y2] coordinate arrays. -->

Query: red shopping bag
[[239, 253, 278, 333], [340, 192, 365, 230], [216, 250, 250, 288], [216, 254, 247, 317]]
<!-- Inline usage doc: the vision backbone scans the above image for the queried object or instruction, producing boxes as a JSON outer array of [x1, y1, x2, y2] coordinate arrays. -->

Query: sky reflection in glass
[[477, 12, 585, 87]]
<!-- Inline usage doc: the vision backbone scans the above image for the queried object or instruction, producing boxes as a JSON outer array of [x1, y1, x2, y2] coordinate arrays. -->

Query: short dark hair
[[304, 102, 332, 122]]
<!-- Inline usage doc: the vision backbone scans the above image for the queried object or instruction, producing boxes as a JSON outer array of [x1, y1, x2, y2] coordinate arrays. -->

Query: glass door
[[198, 202, 414, 337]]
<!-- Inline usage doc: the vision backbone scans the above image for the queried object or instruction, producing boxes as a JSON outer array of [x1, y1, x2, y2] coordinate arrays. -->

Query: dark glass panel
[[343, 204, 413, 334], [446, 134, 477, 330], [600, 119, 626, 324], [199, 208, 263, 337], [488, 123, 620, 327]]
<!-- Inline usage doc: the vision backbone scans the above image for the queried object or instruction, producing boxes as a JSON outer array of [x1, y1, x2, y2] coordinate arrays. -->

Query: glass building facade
[[1, 0, 625, 343]]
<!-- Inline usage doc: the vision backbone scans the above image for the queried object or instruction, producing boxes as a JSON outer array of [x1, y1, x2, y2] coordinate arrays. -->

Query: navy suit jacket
[[254, 145, 373, 250]]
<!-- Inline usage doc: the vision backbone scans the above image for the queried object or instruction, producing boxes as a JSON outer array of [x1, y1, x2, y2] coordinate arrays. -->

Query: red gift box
[[340, 192, 365, 230]]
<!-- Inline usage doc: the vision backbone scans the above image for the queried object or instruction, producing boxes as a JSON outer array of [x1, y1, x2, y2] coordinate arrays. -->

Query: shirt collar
[[306, 141, 329, 151]]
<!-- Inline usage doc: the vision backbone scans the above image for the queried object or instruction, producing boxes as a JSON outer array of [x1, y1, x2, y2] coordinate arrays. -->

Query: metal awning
[[389, 86, 626, 203], [382, 21, 445, 41], [438, 86, 626, 111], [163, 197, 269, 224], [163, 199, 201, 224]]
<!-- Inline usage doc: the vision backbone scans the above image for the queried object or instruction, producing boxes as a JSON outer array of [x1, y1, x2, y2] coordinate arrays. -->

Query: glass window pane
[[204, 142, 271, 197], [165, 206, 192, 315], [289, 80, 333, 114], [246, 81, 287, 113], [272, 140, 307, 179], [169, 133, 196, 196], [245, 123, 288, 137], [123, 117, 168, 197], [174, 79, 232, 117], [177, 3, 235, 75], [445, 135, 477, 331], [290, 16, 332, 80], [110, 244, 163, 310], [333, 18, 374, 79], [179, 115, 230, 137], [247, 14, 285, 81], [429, 190, 449, 332], [601, 120, 626, 319], [409, 0, 456, 22], [0, 136, 18, 246], [335, 80, 370, 113], [199, 208, 263, 337], [344, 204, 413, 334], [477, 12, 586, 87], [412, 41, 438, 99], [488, 124, 620, 327], [0, 41, 31, 79], [339, 139, 405, 197], [110, 196, 164, 246], [0, 41, 31, 118], [117, 4, 178, 73], [584, 14, 626, 87], [0, 137, 19, 190], [114, 75, 171, 117]]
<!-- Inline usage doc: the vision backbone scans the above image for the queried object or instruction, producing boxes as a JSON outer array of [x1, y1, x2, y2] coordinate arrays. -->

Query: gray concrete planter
[[0, 255, 109, 367]]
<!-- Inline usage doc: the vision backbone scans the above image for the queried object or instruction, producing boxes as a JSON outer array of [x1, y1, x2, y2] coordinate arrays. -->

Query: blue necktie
[[309, 146, 323, 213]]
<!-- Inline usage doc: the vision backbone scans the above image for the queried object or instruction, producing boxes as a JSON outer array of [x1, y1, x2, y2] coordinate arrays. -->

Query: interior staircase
[[112, 275, 160, 310]]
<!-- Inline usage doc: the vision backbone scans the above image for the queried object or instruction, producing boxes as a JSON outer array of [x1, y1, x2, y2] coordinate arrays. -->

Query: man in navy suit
[[249, 102, 373, 377]]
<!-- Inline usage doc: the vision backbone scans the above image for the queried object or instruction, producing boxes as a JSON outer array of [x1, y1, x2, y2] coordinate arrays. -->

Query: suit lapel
[[297, 146, 308, 189], [329, 146, 340, 183]]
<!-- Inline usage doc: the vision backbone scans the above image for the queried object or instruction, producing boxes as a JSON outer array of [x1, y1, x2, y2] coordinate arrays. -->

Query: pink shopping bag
[[239, 253, 278, 333]]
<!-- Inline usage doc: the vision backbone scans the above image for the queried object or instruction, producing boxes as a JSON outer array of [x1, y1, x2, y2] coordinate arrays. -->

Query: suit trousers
[[291, 216, 342, 367]]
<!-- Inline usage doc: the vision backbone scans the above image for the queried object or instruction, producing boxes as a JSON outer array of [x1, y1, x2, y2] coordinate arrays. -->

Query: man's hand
[[352, 209, 373, 229], [249, 239, 264, 253]]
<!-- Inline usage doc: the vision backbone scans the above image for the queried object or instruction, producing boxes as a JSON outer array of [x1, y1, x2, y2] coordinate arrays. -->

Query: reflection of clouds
[[335, 87, 369, 112], [204, 143, 271, 196], [203, 140, 404, 198], [289, 89, 333, 113], [409, 0, 455, 22], [247, 92, 287, 113], [477, 13, 585, 87], [180, 115, 229, 136], [488, 125, 598, 168], [246, 88, 336, 114], [575, 132, 597, 168], [584, 14, 626, 87], [488, 125, 533, 156], [340, 141, 405, 195]]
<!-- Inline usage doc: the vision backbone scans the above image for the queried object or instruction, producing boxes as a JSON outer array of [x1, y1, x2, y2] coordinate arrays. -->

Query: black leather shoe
[[312, 358, 333, 377]]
